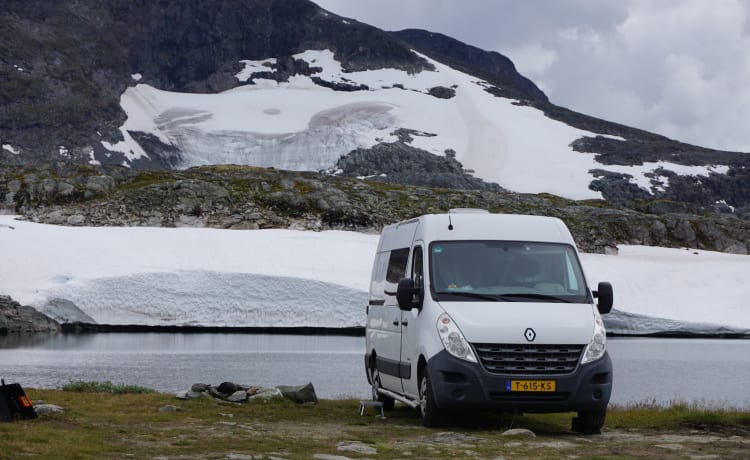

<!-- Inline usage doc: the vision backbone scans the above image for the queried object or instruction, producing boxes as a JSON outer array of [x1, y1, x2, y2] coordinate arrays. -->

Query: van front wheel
[[572, 409, 607, 435], [370, 366, 394, 410], [418, 369, 445, 427]]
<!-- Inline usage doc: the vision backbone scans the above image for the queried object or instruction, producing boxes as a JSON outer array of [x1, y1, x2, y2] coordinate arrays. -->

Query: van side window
[[369, 252, 389, 304], [412, 246, 424, 289], [386, 248, 410, 284]]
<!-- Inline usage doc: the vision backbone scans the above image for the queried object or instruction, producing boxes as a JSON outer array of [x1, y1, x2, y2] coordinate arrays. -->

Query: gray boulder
[[277, 382, 319, 404], [0, 295, 60, 334], [227, 390, 248, 403]]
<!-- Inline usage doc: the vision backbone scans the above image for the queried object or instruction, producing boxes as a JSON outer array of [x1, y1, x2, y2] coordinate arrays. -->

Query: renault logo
[[524, 328, 536, 342]]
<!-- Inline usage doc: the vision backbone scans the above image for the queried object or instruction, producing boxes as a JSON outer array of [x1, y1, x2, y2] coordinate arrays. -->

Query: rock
[[175, 390, 204, 400], [427, 86, 456, 99], [501, 428, 536, 437], [249, 387, 283, 401], [313, 455, 351, 460], [86, 175, 115, 194], [336, 441, 377, 455], [158, 405, 182, 412], [227, 390, 248, 403], [66, 214, 86, 226], [191, 383, 211, 392], [0, 295, 60, 334], [34, 404, 64, 415], [277, 382, 319, 405]]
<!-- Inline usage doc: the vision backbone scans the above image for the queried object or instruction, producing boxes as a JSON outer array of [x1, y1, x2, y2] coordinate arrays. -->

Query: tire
[[370, 365, 394, 411], [572, 409, 607, 435], [418, 368, 446, 428]]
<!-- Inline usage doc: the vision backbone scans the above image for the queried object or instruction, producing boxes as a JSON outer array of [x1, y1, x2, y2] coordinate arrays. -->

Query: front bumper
[[427, 349, 612, 413]]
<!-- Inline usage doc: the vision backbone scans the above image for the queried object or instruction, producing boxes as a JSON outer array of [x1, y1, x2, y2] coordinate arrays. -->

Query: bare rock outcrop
[[0, 295, 60, 335]]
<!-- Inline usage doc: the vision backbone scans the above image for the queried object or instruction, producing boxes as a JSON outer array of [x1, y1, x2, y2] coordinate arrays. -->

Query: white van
[[365, 209, 613, 434]]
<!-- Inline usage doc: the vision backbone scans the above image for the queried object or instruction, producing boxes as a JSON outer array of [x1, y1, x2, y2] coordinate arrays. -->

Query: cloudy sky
[[315, 0, 750, 153]]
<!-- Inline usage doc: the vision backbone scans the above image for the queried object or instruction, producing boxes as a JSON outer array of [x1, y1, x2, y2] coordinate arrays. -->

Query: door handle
[[393, 320, 400, 326], [402, 321, 408, 326]]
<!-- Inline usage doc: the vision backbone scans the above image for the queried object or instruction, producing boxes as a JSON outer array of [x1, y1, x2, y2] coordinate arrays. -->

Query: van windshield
[[429, 241, 590, 303]]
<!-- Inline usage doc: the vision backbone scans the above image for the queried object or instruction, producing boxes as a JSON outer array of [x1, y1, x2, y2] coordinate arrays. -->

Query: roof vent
[[448, 208, 489, 214]]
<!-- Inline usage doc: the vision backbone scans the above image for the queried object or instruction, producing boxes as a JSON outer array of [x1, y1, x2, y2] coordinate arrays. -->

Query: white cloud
[[506, 43, 558, 76], [314, 0, 750, 152]]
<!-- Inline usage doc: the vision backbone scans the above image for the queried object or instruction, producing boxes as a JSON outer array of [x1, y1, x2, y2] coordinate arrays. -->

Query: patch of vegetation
[[61, 380, 155, 394], [1, 390, 747, 459]]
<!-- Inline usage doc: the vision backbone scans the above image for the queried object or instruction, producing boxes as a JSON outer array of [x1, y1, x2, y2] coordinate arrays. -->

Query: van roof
[[378, 212, 576, 251]]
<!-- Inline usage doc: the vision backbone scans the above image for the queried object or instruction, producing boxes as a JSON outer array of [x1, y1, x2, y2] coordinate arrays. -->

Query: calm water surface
[[1, 334, 748, 408]]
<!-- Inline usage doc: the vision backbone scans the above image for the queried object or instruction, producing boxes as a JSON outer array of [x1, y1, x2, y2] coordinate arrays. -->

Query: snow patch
[[58, 146, 70, 158], [596, 134, 627, 141], [2, 144, 20, 155], [131, 73, 142, 81], [87, 148, 100, 166], [235, 58, 277, 82]]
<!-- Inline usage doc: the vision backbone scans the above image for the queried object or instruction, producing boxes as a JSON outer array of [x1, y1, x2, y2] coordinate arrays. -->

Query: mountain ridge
[[1, 0, 749, 216]]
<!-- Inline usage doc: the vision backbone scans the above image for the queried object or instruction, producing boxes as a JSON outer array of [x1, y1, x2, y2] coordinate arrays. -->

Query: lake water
[[1, 333, 749, 409]]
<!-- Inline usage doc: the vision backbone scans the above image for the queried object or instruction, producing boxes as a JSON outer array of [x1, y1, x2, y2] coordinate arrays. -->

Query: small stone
[[175, 390, 204, 400], [501, 428, 536, 437], [313, 455, 351, 460], [158, 405, 182, 412], [66, 214, 86, 226], [33, 404, 64, 415], [337, 441, 377, 455]]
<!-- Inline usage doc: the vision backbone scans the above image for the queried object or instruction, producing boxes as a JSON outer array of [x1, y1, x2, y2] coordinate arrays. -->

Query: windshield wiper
[[500, 293, 573, 303], [435, 291, 507, 302]]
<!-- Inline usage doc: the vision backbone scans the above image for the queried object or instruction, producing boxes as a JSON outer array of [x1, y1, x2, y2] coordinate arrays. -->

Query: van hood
[[439, 301, 596, 344]]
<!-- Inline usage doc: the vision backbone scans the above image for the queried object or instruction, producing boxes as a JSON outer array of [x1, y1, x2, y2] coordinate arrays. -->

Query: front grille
[[473, 343, 585, 375]]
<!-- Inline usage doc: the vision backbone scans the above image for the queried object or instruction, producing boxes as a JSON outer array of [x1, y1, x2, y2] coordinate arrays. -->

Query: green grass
[[61, 380, 155, 394], [0, 388, 747, 459]]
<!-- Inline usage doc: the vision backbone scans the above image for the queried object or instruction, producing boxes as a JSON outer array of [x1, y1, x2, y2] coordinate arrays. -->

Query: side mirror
[[396, 278, 422, 311], [593, 282, 613, 314]]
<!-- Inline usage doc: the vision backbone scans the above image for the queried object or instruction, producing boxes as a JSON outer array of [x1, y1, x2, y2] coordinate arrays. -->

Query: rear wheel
[[572, 409, 606, 434], [370, 365, 394, 410], [418, 367, 446, 427]]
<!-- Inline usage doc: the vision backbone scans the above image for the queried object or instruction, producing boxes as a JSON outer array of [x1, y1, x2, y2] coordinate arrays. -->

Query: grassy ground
[[1, 388, 749, 459]]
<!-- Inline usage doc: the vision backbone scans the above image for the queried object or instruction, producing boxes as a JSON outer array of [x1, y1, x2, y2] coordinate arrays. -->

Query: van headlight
[[437, 313, 477, 363], [581, 309, 607, 364]]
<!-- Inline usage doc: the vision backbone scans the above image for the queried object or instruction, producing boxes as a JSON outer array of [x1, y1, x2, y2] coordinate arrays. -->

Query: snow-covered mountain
[[108, 48, 733, 202], [1, 0, 749, 211]]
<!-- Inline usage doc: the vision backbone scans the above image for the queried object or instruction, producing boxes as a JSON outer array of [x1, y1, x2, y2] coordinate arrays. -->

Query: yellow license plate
[[506, 380, 556, 392]]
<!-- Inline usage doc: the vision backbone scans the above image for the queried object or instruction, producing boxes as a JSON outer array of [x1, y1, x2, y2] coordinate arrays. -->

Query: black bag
[[0, 379, 37, 422]]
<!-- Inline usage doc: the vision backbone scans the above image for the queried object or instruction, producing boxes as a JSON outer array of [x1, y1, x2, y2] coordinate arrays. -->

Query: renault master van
[[365, 210, 613, 434]]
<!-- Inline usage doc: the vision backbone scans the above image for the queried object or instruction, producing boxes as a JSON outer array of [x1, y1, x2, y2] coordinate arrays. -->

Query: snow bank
[[1, 216, 748, 330]]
